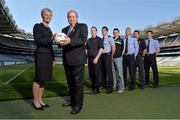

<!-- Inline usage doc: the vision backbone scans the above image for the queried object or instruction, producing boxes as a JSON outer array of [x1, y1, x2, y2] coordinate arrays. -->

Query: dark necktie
[[147, 40, 150, 53], [125, 38, 128, 54], [138, 39, 140, 44], [67, 26, 73, 36], [102, 37, 105, 43]]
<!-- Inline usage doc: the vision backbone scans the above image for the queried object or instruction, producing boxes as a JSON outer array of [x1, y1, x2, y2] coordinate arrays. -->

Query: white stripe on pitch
[[4, 65, 32, 85]]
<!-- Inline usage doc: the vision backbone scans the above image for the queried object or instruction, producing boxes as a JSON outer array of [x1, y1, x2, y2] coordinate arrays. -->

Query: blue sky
[[5, 0, 180, 37]]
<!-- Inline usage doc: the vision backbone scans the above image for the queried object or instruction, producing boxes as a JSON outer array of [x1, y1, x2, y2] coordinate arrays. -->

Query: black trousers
[[135, 55, 145, 87], [123, 54, 136, 88], [64, 64, 84, 108], [88, 57, 100, 91], [144, 53, 159, 85], [101, 53, 113, 91]]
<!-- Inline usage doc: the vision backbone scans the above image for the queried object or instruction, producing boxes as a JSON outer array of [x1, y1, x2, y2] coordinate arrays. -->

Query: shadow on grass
[[84, 80, 91, 90], [10, 79, 69, 106], [45, 80, 69, 102]]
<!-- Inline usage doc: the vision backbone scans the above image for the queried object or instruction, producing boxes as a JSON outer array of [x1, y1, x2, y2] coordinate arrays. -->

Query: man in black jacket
[[59, 10, 88, 115]]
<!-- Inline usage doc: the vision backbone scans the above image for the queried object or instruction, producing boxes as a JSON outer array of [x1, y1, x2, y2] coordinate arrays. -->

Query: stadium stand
[[0, 34, 61, 66], [156, 33, 180, 66], [0, 1, 61, 66], [0, 0, 18, 34], [157, 56, 180, 66], [159, 34, 179, 47], [171, 35, 180, 46], [157, 36, 167, 46]]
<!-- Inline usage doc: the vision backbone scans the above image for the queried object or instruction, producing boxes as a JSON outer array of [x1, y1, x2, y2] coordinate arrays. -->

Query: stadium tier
[[0, 35, 36, 49], [158, 34, 180, 47], [0, 0, 18, 34], [0, 33, 180, 66], [157, 56, 180, 66], [0, 34, 61, 66]]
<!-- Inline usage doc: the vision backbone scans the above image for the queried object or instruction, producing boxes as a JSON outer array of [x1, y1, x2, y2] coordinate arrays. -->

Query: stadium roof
[[141, 16, 180, 38], [0, 0, 34, 40], [0, 0, 18, 34]]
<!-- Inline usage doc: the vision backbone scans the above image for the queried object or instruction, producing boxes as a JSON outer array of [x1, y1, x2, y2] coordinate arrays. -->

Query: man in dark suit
[[59, 10, 88, 115]]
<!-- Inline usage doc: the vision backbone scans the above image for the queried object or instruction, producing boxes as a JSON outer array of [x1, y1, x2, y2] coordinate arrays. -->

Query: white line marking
[[9, 81, 68, 85], [4, 65, 33, 85]]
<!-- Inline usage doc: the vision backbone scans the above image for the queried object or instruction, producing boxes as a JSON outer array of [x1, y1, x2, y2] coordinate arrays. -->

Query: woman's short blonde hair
[[41, 8, 52, 18]]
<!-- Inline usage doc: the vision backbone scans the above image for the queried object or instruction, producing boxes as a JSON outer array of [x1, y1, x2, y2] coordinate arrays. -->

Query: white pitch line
[[4, 65, 33, 85], [9, 81, 68, 85]]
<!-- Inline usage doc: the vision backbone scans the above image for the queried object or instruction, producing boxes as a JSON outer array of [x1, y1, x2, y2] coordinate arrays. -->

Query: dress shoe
[[33, 103, 44, 110], [152, 83, 158, 88], [139, 86, 144, 89], [145, 82, 149, 85], [128, 86, 135, 91], [90, 90, 100, 95], [41, 103, 50, 108], [105, 90, 113, 94], [70, 106, 82, 115], [62, 101, 71, 107], [139, 85, 144, 89], [128, 84, 135, 90]]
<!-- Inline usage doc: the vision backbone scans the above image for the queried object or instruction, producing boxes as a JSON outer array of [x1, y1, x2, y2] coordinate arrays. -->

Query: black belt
[[146, 53, 156, 56], [124, 53, 134, 56], [137, 54, 143, 56], [103, 52, 111, 55]]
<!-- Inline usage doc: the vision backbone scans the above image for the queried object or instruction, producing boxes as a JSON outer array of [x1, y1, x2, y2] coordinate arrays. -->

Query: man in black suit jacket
[[59, 10, 88, 115]]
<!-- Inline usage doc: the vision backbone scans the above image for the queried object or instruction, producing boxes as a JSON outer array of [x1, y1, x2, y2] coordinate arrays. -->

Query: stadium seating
[[158, 34, 179, 47], [0, 35, 36, 49], [0, 53, 33, 62], [0, 35, 60, 51], [157, 36, 167, 46], [171, 35, 180, 46], [0, 32, 179, 66], [157, 56, 180, 66], [0, 35, 62, 66]]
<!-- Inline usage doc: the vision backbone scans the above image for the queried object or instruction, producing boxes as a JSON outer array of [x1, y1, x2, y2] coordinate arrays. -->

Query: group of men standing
[[59, 10, 160, 114], [86, 26, 160, 95]]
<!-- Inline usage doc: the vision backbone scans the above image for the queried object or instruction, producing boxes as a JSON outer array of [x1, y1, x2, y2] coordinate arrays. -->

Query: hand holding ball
[[54, 33, 67, 44]]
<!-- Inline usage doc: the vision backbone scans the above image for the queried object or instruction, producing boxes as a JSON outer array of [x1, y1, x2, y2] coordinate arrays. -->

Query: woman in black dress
[[32, 8, 55, 110]]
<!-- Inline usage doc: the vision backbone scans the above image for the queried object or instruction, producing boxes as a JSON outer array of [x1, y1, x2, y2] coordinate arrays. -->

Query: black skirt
[[35, 53, 53, 82]]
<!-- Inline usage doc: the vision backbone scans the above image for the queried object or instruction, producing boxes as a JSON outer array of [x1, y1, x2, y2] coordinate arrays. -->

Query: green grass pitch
[[0, 63, 180, 119]]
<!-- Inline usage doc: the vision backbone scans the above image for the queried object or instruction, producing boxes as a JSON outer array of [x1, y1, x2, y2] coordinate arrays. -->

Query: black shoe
[[41, 103, 49, 108], [145, 82, 149, 85], [62, 101, 71, 107], [128, 86, 135, 91], [139, 85, 144, 89], [152, 83, 158, 88], [99, 87, 103, 90], [90, 90, 100, 95], [33, 103, 44, 110], [105, 90, 113, 94], [70, 106, 82, 115], [139, 86, 144, 89]]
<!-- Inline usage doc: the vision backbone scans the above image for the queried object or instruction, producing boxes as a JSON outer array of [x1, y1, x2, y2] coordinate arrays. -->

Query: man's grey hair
[[41, 8, 52, 18], [67, 10, 78, 18]]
